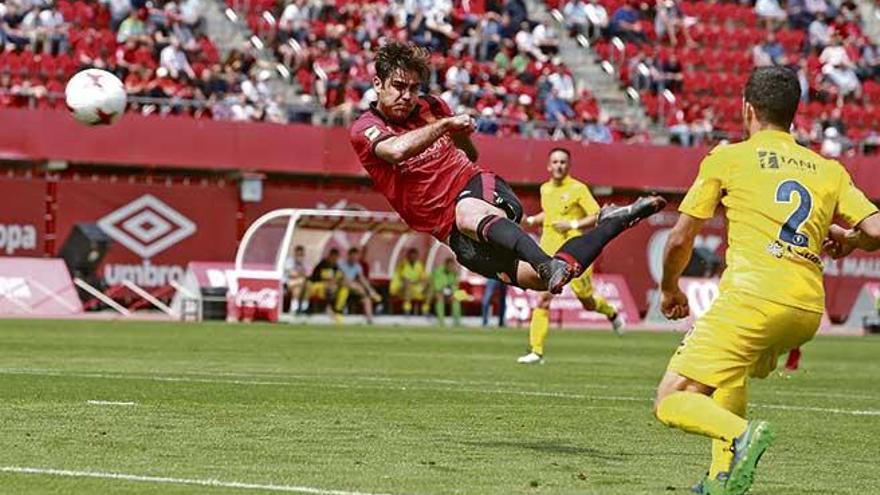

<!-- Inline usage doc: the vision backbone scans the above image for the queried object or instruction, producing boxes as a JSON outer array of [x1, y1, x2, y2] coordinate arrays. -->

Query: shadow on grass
[[463, 440, 626, 461]]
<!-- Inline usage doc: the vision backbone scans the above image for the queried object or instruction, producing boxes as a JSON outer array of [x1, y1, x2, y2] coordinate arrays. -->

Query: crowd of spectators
[[234, 0, 631, 141], [0, 0, 288, 122], [3, 0, 877, 153], [575, 0, 880, 155]]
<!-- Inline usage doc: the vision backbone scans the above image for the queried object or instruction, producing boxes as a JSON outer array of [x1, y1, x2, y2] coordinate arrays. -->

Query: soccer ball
[[65, 69, 127, 126]]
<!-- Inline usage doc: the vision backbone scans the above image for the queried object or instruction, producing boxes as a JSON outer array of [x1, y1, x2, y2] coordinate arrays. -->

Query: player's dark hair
[[329, 248, 340, 256], [348, 247, 359, 255], [374, 41, 430, 83], [744, 66, 801, 129], [549, 147, 571, 159]]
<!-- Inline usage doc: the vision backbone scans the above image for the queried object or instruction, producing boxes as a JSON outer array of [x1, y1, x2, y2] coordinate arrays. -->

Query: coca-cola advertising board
[[226, 276, 282, 322]]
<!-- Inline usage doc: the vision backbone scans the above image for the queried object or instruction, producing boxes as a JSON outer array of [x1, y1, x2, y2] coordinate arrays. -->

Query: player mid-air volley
[[349, 41, 666, 294]]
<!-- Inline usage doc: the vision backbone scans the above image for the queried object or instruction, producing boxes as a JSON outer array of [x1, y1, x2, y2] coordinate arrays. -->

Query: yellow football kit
[[539, 176, 602, 297], [528, 176, 617, 355], [667, 129, 878, 388], [390, 259, 429, 314]]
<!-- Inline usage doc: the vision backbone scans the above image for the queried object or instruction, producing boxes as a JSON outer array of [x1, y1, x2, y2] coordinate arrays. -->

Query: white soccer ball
[[65, 68, 127, 126]]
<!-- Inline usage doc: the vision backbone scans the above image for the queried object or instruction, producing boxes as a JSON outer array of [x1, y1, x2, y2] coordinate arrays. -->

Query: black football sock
[[555, 216, 629, 273], [477, 215, 551, 269]]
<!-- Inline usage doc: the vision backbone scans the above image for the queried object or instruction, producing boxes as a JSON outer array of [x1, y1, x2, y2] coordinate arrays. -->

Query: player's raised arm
[[375, 114, 475, 166], [825, 214, 880, 258], [660, 213, 705, 320], [524, 211, 545, 227], [450, 129, 479, 162], [824, 169, 880, 258]]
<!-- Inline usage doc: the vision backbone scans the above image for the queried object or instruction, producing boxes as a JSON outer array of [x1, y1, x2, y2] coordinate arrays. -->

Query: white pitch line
[[87, 400, 137, 406], [754, 403, 880, 416], [0, 466, 400, 495], [2, 368, 879, 418]]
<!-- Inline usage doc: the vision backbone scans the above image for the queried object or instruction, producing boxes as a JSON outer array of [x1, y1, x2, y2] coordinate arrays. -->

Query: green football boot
[[726, 420, 776, 495]]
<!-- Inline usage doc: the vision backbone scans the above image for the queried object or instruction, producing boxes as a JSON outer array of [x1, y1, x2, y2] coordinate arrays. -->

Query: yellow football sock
[[334, 286, 349, 313], [593, 295, 617, 319], [709, 386, 748, 477], [655, 392, 748, 442], [529, 308, 550, 355]]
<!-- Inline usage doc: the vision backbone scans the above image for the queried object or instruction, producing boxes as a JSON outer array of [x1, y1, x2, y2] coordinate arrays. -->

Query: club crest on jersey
[[767, 241, 785, 258]]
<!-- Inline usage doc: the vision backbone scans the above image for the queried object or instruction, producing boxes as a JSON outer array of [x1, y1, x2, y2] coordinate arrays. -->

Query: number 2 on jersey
[[775, 180, 812, 247]]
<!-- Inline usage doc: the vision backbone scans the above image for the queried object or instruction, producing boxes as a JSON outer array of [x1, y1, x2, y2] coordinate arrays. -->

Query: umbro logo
[[98, 195, 196, 258]]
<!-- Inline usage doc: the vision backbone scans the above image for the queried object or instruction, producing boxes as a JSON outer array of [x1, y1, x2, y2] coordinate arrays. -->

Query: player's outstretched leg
[[456, 198, 573, 292], [555, 195, 667, 277]]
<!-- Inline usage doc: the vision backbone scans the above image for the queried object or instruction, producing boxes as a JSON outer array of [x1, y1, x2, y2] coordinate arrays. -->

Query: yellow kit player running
[[654, 66, 880, 495], [517, 148, 624, 365]]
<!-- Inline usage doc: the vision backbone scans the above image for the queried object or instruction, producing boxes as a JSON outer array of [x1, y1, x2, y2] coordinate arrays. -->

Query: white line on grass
[[3, 368, 879, 417], [86, 400, 137, 406], [755, 403, 880, 416], [0, 466, 402, 495]]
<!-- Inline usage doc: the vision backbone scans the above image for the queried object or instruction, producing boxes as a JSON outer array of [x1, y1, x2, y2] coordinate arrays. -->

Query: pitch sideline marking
[[0, 466, 402, 495], [2, 368, 879, 417], [86, 400, 137, 406], [6, 366, 879, 401]]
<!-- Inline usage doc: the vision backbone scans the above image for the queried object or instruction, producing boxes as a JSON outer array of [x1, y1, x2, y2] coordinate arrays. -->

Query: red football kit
[[349, 96, 485, 240]]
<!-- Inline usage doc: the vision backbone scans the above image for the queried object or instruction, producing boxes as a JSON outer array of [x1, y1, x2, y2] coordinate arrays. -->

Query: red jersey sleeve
[[349, 111, 396, 163]]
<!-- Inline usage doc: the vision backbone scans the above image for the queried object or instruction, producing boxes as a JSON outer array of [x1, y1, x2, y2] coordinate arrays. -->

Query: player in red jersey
[[349, 41, 666, 293]]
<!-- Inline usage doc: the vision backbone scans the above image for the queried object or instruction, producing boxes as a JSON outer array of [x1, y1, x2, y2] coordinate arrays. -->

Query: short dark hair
[[328, 248, 340, 256], [744, 66, 801, 129], [348, 247, 359, 255], [549, 147, 571, 159], [374, 41, 430, 83]]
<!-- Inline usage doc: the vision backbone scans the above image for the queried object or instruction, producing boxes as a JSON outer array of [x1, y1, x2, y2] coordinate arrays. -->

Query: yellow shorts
[[570, 267, 595, 300], [389, 279, 427, 300], [309, 282, 329, 299], [666, 290, 822, 389]]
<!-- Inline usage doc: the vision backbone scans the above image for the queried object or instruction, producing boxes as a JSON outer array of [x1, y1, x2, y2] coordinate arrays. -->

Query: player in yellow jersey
[[517, 148, 624, 364], [653, 66, 880, 495]]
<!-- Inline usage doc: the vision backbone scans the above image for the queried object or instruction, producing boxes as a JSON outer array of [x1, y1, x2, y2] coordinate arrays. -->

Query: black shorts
[[449, 172, 524, 284]]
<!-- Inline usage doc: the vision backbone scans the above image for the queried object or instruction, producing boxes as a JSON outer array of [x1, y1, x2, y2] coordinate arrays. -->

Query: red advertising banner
[[0, 177, 45, 258], [0, 109, 877, 197], [843, 282, 880, 327], [56, 180, 240, 288], [0, 257, 81, 317], [0, 174, 876, 321], [505, 274, 640, 328]]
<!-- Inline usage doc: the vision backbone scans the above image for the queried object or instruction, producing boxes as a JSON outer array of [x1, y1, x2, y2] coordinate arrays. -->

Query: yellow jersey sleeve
[[679, 149, 728, 219], [575, 184, 601, 216], [835, 168, 878, 227]]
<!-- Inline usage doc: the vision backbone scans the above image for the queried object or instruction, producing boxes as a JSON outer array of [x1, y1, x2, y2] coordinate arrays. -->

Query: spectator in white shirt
[[160, 37, 195, 80], [548, 66, 575, 101], [532, 19, 559, 56], [805, 0, 829, 17], [808, 13, 832, 50], [584, 0, 609, 40], [755, 0, 786, 29], [515, 21, 546, 61], [820, 36, 861, 101], [563, 0, 590, 35]]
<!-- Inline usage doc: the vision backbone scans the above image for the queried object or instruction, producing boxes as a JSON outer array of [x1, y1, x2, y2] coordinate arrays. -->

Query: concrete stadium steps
[[525, 0, 657, 136]]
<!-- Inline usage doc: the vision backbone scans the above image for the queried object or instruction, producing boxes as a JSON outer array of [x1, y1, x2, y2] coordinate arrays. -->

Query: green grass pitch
[[0, 320, 878, 494]]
